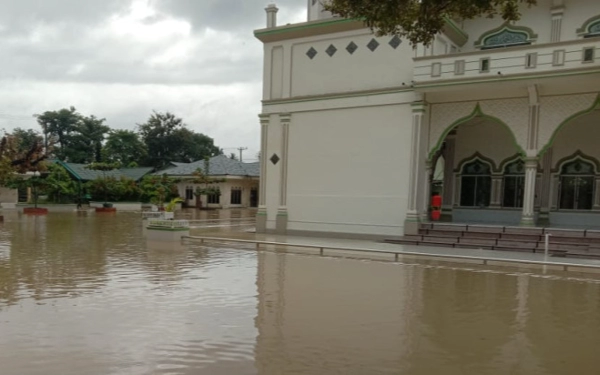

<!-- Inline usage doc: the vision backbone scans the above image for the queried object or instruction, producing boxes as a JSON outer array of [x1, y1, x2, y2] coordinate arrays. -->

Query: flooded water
[[1, 211, 600, 374]]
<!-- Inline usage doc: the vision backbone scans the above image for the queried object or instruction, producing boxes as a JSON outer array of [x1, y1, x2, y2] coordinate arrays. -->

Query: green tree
[[35, 107, 80, 160], [229, 152, 238, 161], [67, 116, 110, 164], [44, 164, 77, 203], [324, 0, 537, 45], [138, 174, 180, 207], [85, 162, 120, 205], [138, 111, 221, 169], [102, 129, 147, 166], [11, 128, 43, 154]]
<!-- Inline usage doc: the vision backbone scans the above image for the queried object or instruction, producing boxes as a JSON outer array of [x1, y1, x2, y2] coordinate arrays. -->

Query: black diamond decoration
[[389, 35, 402, 49], [326, 44, 337, 57], [270, 154, 280, 165], [306, 47, 317, 60], [346, 41, 358, 54], [367, 38, 379, 52]]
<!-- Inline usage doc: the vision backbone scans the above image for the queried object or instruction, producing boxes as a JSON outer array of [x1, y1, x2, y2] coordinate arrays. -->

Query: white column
[[265, 4, 279, 28], [276, 113, 291, 234], [404, 102, 427, 235], [538, 148, 553, 225], [441, 133, 456, 221], [521, 85, 540, 226], [521, 157, 538, 226], [256, 114, 270, 233], [550, 5, 565, 43], [490, 174, 503, 208], [420, 161, 433, 222], [593, 177, 600, 211]]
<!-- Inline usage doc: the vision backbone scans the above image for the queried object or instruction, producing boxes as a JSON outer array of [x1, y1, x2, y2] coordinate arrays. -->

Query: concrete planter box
[[163, 212, 174, 220], [23, 207, 49, 215], [96, 207, 117, 213], [89, 202, 142, 211], [146, 219, 190, 242]]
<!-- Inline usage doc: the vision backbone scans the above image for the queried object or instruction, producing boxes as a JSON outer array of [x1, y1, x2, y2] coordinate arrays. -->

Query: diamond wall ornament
[[367, 38, 380, 52], [306, 47, 317, 60], [326, 44, 337, 57], [389, 35, 402, 49], [346, 41, 358, 54], [270, 154, 280, 165]]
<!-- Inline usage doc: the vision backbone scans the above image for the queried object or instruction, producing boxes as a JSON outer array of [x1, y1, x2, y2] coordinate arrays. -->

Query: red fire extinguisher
[[431, 194, 442, 221]]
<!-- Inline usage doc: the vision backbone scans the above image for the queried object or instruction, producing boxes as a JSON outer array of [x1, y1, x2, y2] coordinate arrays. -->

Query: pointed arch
[[498, 153, 525, 173], [577, 15, 600, 37], [429, 103, 524, 161], [538, 94, 600, 157], [552, 150, 600, 174], [474, 22, 537, 49], [455, 152, 497, 174]]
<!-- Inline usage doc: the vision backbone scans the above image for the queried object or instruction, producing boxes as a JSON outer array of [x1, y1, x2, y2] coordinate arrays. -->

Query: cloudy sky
[[0, 0, 305, 162]]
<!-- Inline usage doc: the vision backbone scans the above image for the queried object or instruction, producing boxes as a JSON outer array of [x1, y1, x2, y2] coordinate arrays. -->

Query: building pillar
[[420, 161, 433, 223], [404, 102, 428, 235], [593, 177, 600, 211], [550, 4, 565, 42], [441, 133, 456, 221], [538, 148, 553, 225], [256, 114, 270, 233], [490, 174, 503, 208], [276, 113, 291, 234], [521, 157, 539, 226], [521, 85, 540, 226]]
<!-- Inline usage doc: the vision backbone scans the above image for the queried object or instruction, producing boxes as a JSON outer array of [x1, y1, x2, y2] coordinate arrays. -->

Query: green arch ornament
[[474, 22, 537, 49], [577, 15, 600, 36], [428, 103, 525, 161], [538, 94, 600, 158]]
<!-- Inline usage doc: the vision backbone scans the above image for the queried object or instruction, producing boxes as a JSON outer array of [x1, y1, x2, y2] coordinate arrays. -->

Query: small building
[[158, 155, 260, 209]]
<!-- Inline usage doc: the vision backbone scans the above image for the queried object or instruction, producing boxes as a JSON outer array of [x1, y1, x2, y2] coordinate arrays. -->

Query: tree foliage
[[44, 164, 77, 203], [324, 0, 537, 45], [103, 129, 147, 166], [138, 111, 222, 169], [138, 174, 180, 205], [35, 107, 110, 163]]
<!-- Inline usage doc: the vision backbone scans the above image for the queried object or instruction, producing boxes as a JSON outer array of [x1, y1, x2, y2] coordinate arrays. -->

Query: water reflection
[[0, 212, 600, 374]]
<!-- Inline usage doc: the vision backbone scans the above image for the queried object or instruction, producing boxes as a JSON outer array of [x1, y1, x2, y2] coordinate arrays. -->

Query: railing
[[148, 219, 190, 229], [142, 212, 164, 220], [413, 38, 600, 86], [183, 235, 600, 273]]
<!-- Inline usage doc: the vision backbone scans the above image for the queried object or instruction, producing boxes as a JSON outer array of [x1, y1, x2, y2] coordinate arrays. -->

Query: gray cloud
[[0, 0, 308, 159]]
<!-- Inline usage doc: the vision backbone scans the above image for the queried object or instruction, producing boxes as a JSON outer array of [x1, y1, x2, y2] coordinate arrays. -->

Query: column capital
[[411, 101, 428, 113], [279, 113, 291, 124], [259, 113, 270, 125], [524, 156, 539, 168], [550, 5, 565, 16]]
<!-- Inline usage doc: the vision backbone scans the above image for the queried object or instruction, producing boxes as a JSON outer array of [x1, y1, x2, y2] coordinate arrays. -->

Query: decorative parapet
[[147, 219, 190, 231], [142, 212, 164, 220]]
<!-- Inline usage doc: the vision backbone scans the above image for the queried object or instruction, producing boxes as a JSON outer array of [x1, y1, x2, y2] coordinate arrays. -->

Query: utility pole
[[237, 147, 248, 162]]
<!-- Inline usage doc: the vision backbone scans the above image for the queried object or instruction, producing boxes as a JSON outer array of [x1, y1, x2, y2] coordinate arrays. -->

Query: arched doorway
[[558, 159, 595, 210], [431, 111, 523, 224]]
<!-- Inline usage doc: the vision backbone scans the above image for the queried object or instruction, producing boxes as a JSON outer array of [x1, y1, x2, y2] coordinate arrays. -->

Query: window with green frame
[[460, 160, 492, 207]]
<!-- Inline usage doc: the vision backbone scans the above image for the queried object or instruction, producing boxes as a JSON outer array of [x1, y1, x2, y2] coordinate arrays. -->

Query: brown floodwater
[[1, 211, 600, 375]]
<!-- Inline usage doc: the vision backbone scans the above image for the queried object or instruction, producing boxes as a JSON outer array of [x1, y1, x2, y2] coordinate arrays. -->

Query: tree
[[103, 130, 147, 166], [324, 0, 537, 45], [44, 164, 77, 203], [85, 162, 121, 206], [138, 174, 180, 208], [11, 128, 43, 155], [138, 111, 222, 169], [67, 115, 110, 164], [229, 153, 238, 161], [35, 107, 80, 160]]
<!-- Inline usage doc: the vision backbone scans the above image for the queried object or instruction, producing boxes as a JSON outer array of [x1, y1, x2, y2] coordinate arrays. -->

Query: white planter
[[163, 212, 174, 220]]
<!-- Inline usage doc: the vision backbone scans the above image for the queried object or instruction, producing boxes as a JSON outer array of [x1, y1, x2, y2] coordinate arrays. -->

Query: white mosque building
[[254, 0, 600, 238]]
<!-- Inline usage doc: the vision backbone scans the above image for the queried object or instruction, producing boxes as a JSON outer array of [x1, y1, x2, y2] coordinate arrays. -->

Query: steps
[[386, 223, 600, 259]]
